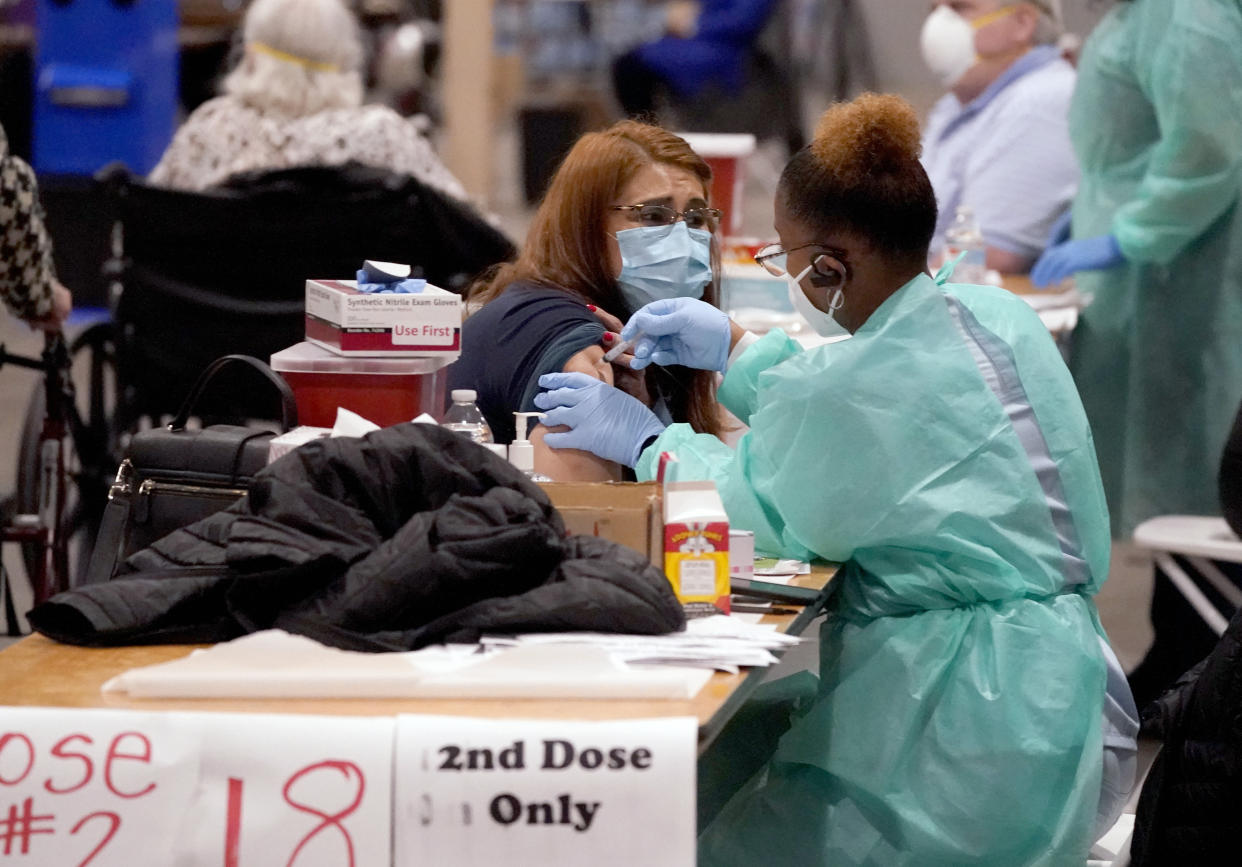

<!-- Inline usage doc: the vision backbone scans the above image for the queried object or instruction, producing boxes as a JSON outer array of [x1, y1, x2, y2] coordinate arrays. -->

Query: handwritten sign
[[169, 713, 393, 867], [0, 708, 392, 866], [0, 708, 199, 866], [393, 715, 696, 866], [1, 709, 696, 865]]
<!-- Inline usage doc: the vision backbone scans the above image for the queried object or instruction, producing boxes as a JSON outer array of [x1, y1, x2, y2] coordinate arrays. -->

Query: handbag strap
[[2, 567, 21, 636], [170, 355, 298, 432], [83, 495, 132, 586]]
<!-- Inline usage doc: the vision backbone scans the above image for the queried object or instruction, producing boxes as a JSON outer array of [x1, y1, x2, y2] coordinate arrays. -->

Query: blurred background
[[0, 0, 1146, 664]]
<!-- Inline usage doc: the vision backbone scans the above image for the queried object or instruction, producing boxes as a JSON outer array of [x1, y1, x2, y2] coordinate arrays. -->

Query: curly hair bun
[[810, 93, 923, 181]]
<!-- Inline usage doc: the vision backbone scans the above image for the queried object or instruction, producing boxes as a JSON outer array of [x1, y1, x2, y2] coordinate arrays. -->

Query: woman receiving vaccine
[[449, 120, 728, 481]]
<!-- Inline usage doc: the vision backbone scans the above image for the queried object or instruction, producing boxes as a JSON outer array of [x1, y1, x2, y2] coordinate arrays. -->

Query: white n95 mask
[[788, 264, 845, 337], [920, 6, 977, 86]]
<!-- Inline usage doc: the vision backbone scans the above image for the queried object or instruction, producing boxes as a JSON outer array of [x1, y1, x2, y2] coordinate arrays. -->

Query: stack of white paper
[[480, 615, 801, 675]]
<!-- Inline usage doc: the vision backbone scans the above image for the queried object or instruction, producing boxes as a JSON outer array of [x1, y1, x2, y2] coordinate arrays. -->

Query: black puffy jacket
[[1130, 606, 1242, 865], [29, 424, 683, 650]]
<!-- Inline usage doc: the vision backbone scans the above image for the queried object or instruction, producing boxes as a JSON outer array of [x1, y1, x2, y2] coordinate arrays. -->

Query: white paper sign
[[393, 715, 696, 867], [170, 713, 393, 867], [0, 707, 200, 866], [0, 708, 393, 867]]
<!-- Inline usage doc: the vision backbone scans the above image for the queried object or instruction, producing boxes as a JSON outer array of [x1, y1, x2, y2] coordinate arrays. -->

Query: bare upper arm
[[531, 344, 624, 482]]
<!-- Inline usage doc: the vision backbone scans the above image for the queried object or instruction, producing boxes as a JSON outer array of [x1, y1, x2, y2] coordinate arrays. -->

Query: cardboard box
[[304, 279, 462, 357], [539, 482, 663, 569], [663, 481, 730, 617]]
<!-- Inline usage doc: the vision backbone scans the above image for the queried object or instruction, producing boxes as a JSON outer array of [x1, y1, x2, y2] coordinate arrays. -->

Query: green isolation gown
[[1067, 0, 1242, 536], [637, 273, 1136, 865]]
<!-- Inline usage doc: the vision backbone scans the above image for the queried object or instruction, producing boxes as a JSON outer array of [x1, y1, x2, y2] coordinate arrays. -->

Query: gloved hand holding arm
[[621, 297, 734, 371], [1030, 234, 1125, 288], [534, 372, 667, 467]]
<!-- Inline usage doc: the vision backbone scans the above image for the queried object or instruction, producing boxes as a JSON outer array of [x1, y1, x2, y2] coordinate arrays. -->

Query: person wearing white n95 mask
[[919, 1, 1078, 276], [755, 246, 847, 338]]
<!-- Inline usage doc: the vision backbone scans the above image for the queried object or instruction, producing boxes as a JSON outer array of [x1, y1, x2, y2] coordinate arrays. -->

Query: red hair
[[471, 120, 726, 437]]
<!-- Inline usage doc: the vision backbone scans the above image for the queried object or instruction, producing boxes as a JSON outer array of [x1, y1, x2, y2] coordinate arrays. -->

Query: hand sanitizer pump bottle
[[510, 412, 552, 481]]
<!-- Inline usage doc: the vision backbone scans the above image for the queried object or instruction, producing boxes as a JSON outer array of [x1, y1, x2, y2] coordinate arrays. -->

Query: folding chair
[[1132, 516, 1242, 637]]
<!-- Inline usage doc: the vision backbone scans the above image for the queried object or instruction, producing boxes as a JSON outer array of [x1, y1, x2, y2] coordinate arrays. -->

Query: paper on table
[[101, 630, 713, 700], [480, 615, 800, 675], [752, 558, 810, 579], [412, 643, 712, 698], [1019, 286, 1085, 311]]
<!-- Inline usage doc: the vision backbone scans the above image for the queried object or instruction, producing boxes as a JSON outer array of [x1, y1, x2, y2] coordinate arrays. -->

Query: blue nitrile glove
[[1046, 209, 1073, 248], [354, 270, 427, 293], [621, 297, 731, 372], [534, 372, 666, 467], [1030, 234, 1124, 288]]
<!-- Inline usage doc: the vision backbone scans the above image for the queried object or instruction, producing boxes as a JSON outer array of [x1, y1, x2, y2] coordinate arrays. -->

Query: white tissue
[[332, 407, 381, 437]]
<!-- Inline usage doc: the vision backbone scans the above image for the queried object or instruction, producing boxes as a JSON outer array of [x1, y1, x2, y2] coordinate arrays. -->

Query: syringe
[[601, 331, 645, 364]]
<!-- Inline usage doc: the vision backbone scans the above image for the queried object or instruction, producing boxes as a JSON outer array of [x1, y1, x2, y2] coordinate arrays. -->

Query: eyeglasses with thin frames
[[754, 242, 847, 277], [610, 204, 723, 237]]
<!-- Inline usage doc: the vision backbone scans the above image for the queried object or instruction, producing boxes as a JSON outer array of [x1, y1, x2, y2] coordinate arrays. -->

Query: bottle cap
[[451, 389, 477, 402]]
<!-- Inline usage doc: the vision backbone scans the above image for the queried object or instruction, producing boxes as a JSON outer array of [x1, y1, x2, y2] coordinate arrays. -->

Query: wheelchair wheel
[[15, 322, 121, 592]]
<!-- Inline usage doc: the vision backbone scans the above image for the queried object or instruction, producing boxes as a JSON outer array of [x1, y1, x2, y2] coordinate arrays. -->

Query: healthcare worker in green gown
[[534, 93, 1139, 864], [1030, 0, 1242, 537]]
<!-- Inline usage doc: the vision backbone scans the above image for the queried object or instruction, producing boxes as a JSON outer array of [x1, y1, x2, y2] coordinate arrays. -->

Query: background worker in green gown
[[1031, 0, 1242, 537]]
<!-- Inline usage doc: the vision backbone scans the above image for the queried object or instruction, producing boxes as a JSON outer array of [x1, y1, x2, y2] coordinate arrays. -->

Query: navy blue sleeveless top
[[448, 282, 605, 444]]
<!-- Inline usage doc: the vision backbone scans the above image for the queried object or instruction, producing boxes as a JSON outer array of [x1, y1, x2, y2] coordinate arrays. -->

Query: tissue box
[[663, 480, 730, 618], [271, 341, 451, 427], [539, 482, 663, 568], [304, 279, 462, 357]]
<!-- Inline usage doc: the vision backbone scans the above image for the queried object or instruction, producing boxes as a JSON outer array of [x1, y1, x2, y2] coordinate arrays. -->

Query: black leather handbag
[[83, 355, 298, 585]]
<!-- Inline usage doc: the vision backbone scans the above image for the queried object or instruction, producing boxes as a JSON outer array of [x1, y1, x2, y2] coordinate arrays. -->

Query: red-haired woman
[[448, 120, 727, 481]]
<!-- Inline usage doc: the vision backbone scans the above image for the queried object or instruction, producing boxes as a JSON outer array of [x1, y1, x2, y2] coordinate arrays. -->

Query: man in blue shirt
[[612, 1, 779, 119], [920, 0, 1077, 274]]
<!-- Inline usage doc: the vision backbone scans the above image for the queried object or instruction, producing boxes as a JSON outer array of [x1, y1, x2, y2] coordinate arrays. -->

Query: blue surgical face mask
[[615, 221, 713, 313]]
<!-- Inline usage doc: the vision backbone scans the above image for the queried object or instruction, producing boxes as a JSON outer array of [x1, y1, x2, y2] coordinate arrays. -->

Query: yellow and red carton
[[662, 478, 730, 617]]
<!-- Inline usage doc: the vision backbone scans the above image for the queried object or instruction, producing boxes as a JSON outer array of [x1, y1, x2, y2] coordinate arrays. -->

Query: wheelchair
[[7, 161, 516, 603]]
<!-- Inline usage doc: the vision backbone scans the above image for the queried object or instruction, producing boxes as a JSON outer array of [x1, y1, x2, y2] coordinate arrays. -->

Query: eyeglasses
[[610, 204, 723, 236], [754, 242, 847, 277]]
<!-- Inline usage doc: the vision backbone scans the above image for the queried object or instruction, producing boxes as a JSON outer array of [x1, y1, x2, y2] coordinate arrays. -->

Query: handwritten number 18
[[223, 761, 365, 866]]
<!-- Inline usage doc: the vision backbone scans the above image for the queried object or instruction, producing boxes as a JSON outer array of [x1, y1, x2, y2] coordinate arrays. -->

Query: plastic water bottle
[[442, 389, 493, 444], [944, 204, 987, 284]]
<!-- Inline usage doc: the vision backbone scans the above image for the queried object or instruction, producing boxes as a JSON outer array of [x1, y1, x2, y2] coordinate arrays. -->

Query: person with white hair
[[919, 0, 1077, 274], [149, 0, 467, 202]]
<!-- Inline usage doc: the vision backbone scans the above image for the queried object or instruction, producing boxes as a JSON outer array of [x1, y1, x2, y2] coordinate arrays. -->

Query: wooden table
[[0, 568, 835, 753]]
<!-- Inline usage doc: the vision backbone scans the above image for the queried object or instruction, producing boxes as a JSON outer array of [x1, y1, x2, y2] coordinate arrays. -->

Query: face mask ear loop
[[827, 288, 844, 312]]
